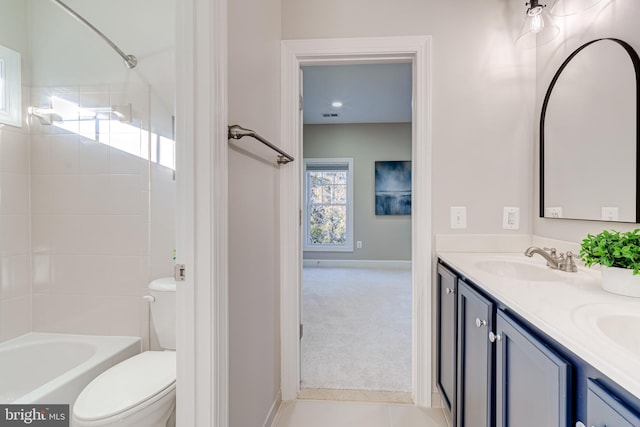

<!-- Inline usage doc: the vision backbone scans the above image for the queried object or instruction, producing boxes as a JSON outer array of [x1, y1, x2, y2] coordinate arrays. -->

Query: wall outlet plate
[[601, 207, 619, 221], [545, 207, 563, 218], [503, 207, 520, 230]]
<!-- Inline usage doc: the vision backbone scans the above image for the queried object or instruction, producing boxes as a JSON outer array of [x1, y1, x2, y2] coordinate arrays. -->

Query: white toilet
[[72, 278, 177, 427]]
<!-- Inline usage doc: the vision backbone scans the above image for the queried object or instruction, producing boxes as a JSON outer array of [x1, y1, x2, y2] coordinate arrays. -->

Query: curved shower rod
[[51, 0, 138, 69], [228, 125, 294, 165]]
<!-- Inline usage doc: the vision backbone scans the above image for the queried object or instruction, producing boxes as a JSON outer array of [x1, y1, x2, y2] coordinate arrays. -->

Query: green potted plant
[[580, 229, 640, 297]]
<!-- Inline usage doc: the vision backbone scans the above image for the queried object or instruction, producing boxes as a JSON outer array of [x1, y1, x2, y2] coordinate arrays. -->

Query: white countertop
[[438, 252, 640, 399]]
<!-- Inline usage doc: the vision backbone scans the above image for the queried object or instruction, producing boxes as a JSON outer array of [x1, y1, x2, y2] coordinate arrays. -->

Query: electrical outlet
[[450, 206, 467, 229], [601, 207, 619, 221], [545, 207, 563, 218], [503, 207, 520, 230], [356, 241, 363, 249]]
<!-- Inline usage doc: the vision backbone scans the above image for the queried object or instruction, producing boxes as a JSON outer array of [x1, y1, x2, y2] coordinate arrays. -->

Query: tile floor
[[272, 400, 448, 427]]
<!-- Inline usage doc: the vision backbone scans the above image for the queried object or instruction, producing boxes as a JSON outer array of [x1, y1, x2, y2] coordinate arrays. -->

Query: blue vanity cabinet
[[437, 258, 640, 427], [587, 379, 640, 427], [436, 264, 458, 423], [456, 280, 494, 427], [494, 309, 571, 427]]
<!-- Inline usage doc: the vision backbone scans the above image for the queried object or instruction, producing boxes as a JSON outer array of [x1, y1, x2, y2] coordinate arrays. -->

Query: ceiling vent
[[321, 113, 339, 118]]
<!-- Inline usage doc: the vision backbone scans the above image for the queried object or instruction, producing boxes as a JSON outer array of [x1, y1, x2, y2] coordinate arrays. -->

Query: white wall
[[303, 123, 412, 261], [227, 0, 282, 423], [534, 0, 640, 243], [282, 0, 535, 237]]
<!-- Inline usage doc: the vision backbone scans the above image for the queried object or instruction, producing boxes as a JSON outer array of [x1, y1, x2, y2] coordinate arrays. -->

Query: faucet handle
[[543, 247, 558, 256], [559, 251, 578, 272]]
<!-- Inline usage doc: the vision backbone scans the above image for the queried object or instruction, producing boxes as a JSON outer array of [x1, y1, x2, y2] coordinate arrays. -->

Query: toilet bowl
[[72, 278, 176, 427]]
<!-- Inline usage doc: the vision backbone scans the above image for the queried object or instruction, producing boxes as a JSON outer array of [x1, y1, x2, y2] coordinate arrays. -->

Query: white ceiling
[[302, 62, 413, 124]]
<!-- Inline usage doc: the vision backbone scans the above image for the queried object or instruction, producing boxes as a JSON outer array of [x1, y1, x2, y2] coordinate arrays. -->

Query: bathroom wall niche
[[540, 38, 640, 222]]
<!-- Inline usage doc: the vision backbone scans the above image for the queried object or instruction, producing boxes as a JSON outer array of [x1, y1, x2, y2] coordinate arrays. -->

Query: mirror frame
[[540, 38, 640, 222]]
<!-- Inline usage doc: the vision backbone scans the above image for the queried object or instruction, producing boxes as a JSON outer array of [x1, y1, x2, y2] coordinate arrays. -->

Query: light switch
[[450, 206, 467, 229]]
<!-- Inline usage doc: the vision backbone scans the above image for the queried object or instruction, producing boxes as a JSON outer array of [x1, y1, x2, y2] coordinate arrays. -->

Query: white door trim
[[176, 0, 229, 426], [280, 36, 433, 407]]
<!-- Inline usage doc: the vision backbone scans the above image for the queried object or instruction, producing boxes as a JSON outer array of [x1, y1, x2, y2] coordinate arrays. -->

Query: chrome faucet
[[524, 247, 578, 272]]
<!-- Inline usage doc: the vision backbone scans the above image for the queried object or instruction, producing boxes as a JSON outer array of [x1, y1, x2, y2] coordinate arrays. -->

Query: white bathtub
[[0, 332, 141, 405]]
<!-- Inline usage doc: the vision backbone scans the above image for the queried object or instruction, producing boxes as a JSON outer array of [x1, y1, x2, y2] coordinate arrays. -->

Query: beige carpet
[[301, 267, 412, 392]]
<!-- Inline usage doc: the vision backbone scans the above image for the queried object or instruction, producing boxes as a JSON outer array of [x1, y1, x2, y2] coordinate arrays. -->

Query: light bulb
[[531, 13, 544, 33]]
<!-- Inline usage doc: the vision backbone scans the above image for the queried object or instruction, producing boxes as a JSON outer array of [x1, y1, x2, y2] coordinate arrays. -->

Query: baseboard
[[302, 259, 411, 269], [265, 390, 282, 427]]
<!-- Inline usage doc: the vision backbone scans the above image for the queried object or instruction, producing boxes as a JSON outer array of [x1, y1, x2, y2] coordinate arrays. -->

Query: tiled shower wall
[[0, 84, 176, 347], [0, 89, 31, 342], [29, 85, 152, 341]]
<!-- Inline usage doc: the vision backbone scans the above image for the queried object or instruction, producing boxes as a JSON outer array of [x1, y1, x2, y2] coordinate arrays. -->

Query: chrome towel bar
[[228, 124, 294, 165]]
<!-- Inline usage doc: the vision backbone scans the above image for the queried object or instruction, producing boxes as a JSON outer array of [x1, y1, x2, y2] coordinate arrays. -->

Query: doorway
[[300, 63, 413, 398], [280, 36, 434, 407]]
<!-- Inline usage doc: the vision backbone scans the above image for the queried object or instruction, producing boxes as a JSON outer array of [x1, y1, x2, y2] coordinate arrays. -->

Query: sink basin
[[572, 303, 640, 356], [474, 259, 562, 282], [597, 314, 640, 354]]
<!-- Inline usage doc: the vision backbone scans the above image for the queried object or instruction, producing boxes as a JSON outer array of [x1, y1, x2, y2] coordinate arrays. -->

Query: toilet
[[72, 278, 177, 427]]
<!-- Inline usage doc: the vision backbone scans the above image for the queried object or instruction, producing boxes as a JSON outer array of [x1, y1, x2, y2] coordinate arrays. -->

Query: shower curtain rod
[[51, 0, 138, 69], [228, 125, 295, 165]]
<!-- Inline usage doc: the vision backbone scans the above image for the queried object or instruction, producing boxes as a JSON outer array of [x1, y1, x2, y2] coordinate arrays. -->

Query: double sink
[[471, 254, 640, 359]]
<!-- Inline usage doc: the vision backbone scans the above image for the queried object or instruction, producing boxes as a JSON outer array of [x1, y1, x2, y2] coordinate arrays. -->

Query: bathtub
[[0, 332, 141, 405]]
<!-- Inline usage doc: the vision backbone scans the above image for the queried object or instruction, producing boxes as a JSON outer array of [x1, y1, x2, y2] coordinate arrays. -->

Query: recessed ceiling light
[[331, 101, 343, 108]]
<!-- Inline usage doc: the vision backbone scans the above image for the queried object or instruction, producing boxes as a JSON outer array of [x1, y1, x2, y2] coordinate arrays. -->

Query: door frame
[[279, 36, 433, 406], [175, 0, 229, 425]]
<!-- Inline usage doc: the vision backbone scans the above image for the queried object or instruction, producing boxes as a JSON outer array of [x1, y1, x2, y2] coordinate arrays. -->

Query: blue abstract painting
[[375, 160, 411, 215]]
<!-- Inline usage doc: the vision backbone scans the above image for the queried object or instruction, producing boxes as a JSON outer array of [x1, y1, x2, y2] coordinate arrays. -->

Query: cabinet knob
[[489, 331, 502, 343], [446, 288, 455, 295], [475, 318, 487, 328]]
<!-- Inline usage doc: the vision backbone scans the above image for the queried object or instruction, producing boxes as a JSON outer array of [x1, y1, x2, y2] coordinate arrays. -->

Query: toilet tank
[[149, 277, 176, 350]]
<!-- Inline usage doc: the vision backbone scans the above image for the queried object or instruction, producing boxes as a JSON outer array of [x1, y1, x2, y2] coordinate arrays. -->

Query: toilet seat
[[73, 351, 176, 423]]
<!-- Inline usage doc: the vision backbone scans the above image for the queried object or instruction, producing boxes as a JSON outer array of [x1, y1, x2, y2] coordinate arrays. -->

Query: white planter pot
[[601, 266, 640, 298]]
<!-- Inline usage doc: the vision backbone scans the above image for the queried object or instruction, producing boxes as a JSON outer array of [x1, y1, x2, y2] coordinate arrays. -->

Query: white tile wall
[[0, 83, 175, 349], [29, 85, 155, 346], [0, 103, 32, 341]]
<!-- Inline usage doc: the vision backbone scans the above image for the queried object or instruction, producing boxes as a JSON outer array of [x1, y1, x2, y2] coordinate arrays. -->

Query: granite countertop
[[438, 251, 640, 398]]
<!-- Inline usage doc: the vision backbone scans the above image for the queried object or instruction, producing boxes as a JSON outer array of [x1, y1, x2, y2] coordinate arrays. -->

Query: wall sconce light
[[515, 0, 560, 49], [550, 0, 603, 17]]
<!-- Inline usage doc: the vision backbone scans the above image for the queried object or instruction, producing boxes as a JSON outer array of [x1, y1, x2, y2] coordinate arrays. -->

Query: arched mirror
[[540, 38, 640, 222]]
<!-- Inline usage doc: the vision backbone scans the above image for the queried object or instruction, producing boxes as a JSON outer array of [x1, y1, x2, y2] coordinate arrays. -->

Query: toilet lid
[[73, 351, 176, 421]]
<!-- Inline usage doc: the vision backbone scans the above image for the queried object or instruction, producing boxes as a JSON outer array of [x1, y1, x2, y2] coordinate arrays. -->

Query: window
[[0, 44, 21, 127], [304, 158, 354, 252]]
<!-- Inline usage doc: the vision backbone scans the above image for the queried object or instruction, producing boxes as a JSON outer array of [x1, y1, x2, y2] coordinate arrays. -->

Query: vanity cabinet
[[436, 264, 458, 423], [587, 379, 640, 427], [494, 310, 571, 427], [438, 260, 571, 427], [456, 281, 494, 427]]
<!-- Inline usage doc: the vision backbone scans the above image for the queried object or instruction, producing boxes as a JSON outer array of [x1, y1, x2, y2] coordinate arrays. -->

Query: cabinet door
[[495, 310, 571, 427], [587, 379, 640, 427], [436, 264, 458, 421], [457, 280, 493, 427]]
